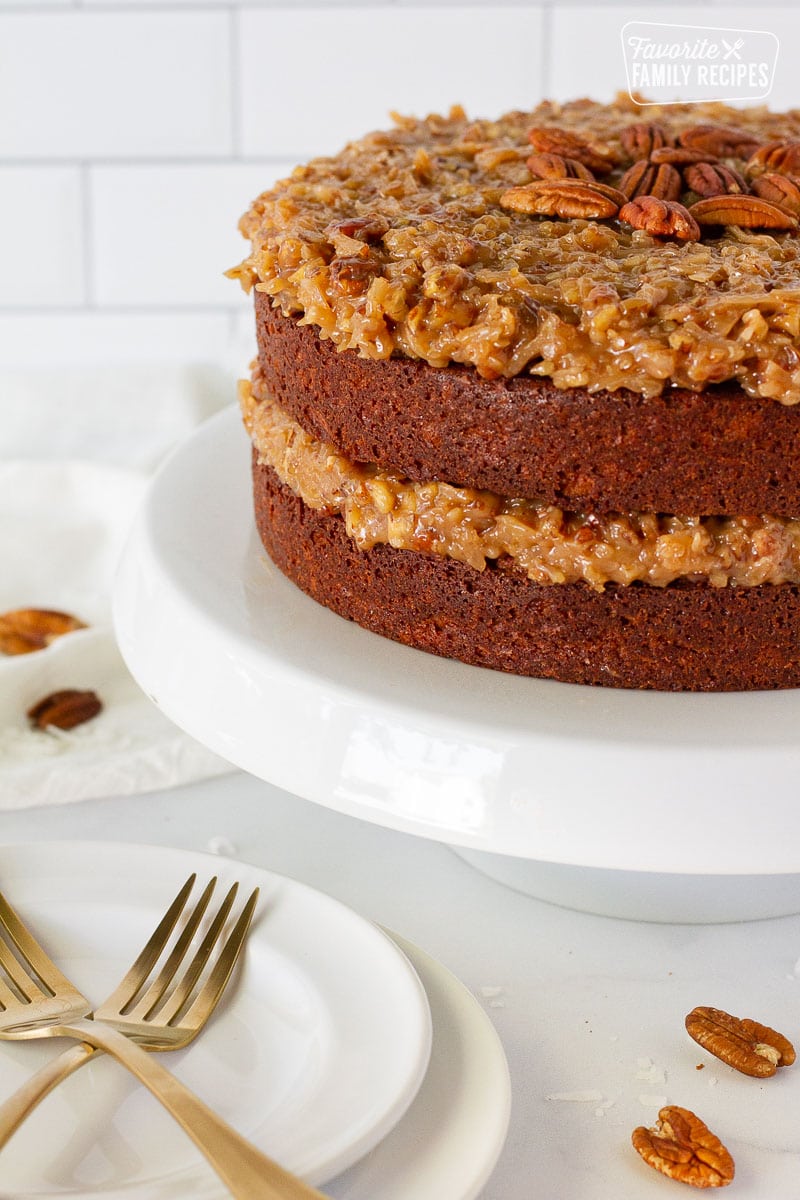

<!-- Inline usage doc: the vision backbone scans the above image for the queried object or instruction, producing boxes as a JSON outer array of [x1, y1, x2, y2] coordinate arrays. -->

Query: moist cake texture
[[254, 296, 800, 516], [241, 374, 800, 591], [231, 95, 800, 690], [254, 462, 800, 691]]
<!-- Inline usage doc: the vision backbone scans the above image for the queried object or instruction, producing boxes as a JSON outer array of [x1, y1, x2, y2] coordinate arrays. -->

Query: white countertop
[[5, 772, 800, 1198]]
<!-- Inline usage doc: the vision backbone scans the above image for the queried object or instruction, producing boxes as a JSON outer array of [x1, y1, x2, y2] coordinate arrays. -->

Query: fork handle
[[3, 1021, 330, 1200], [0, 1041, 99, 1150]]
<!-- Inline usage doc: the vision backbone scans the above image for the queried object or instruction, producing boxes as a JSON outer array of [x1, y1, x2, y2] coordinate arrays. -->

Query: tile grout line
[[229, 5, 242, 158], [540, 1, 552, 100], [0, 1, 551, 10], [79, 162, 96, 309], [1, 1, 799, 9], [0, 156, 298, 168], [0, 305, 248, 315]]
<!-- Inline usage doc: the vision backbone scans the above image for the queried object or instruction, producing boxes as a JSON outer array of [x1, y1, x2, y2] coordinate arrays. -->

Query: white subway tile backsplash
[[549, 6, 798, 107], [0, 168, 84, 307], [239, 6, 546, 158], [706, 9, 798, 109], [549, 6, 694, 102], [83, 0, 383, 5], [90, 162, 297, 307], [0, 11, 231, 159], [81, 0, 529, 5], [0, 1, 798, 373], [0, 312, 235, 369]]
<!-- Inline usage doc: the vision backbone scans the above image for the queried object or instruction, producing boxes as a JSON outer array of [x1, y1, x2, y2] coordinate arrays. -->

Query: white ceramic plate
[[328, 932, 511, 1200], [0, 842, 431, 1197], [113, 407, 800, 876]]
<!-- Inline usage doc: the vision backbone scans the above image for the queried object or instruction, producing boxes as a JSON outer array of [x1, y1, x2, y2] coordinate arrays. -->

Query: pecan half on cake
[[229, 96, 800, 691]]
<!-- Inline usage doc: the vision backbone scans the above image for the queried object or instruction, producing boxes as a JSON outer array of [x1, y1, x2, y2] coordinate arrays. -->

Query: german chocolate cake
[[229, 96, 800, 691]]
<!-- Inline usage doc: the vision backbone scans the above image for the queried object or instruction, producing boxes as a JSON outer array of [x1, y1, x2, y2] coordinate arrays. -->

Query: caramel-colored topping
[[230, 97, 800, 402], [241, 375, 800, 591]]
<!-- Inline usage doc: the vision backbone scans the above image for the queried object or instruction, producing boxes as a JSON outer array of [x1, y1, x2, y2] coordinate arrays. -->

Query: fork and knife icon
[[722, 37, 745, 60], [0, 875, 327, 1199]]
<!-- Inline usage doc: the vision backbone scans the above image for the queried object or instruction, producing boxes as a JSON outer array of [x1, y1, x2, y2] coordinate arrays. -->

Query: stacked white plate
[[0, 842, 511, 1200]]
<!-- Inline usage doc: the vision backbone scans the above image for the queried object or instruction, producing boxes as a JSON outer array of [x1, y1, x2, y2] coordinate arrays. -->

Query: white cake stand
[[114, 407, 800, 921]]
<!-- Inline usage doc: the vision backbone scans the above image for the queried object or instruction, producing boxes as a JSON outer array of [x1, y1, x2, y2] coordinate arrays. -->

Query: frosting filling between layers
[[240, 377, 800, 592]]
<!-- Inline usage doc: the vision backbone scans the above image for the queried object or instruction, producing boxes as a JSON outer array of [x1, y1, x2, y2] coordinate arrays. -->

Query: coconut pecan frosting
[[229, 96, 800, 404], [241, 374, 800, 592]]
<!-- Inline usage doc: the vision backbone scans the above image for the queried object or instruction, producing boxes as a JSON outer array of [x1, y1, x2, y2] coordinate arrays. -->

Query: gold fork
[[0, 875, 328, 1200]]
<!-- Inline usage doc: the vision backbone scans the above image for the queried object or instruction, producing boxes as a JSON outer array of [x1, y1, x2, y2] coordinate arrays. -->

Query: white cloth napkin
[[0, 364, 232, 472], [0, 365, 236, 809]]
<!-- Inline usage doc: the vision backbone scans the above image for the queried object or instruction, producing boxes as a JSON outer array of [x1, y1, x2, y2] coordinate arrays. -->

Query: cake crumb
[[546, 1090, 604, 1103], [638, 1093, 668, 1107]]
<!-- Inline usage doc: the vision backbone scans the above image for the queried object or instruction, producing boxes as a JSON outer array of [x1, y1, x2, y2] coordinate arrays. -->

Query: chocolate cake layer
[[256, 296, 800, 517], [253, 455, 800, 691]]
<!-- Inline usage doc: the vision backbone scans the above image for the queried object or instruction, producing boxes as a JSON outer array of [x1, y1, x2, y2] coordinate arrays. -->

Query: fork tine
[[180, 888, 259, 1030], [0, 892, 75, 996], [0, 973, 22, 1011], [123, 878, 217, 1019], [151, 883, 241, 1026], [99, 874, 197, 1015], [0, 940, 45, 1003]]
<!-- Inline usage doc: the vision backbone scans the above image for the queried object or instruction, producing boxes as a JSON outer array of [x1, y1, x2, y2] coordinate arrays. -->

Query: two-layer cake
[[230, 97, 800, 690]]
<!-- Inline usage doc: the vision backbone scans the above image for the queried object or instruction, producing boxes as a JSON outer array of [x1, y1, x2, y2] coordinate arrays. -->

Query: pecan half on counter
[[0, 608, 86, 656], [632, 1106, 734, 1189], [27, 689, 103, 732], [686, 1005, 796, 1077]]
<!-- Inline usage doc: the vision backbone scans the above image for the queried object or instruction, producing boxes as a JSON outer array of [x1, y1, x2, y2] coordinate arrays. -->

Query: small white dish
[[328, 932, 511, 1200], [113, 407, 800, 920], [0, 841, 432, 1196]]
